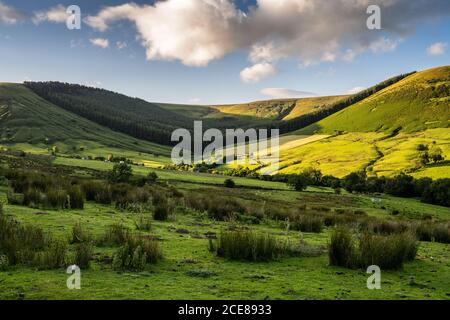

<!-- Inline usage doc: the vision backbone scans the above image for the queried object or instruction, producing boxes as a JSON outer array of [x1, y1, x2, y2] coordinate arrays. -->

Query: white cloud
[[261, 88, 317, 99], [116, 41, 127, 50], [85, 0, 450, 79], [240, 63, 276, 83], [33, 4, 68, 25], [0, 1, 24, 24], [347, 86, 366, 94], [427, 42, 447, 56], [369, 37, 399, 53], [90, 38, 109, 49]]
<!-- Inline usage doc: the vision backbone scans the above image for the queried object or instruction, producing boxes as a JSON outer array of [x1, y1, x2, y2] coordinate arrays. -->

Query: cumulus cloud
[[347, 86, 367, 94], [33, 4, 68, 24], [427, 42, 447, 56], [90, 38, 109, 49], [85, 0, 450, 78], [261, 88, 317, 99], [240, 63, 276, 83], [0, 1, 24, 24]]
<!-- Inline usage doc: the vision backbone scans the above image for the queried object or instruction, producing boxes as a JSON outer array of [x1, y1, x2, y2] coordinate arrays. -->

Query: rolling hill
[[297, 66, 450, 135], [0, 66, 448, 179], [0, 83, 171, 163]]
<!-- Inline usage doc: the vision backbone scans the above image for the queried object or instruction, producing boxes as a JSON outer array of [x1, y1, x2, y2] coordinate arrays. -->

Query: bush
[[207, 198, 246, 221], [154, 203, 172, 221], [217, 230, 284, 261], [44, 189, 68, 209], [0, 254, 9, 271], [23, 188, 41, 207], [224, 178, 235, 188], [112, 235, 162, 271], [290, 215, 324, 233], [0, 214, 47, 265], [73, 242, 93, 269], [328, 228, 418, 270], [67, 186, 84, 209], [71, 222, 92, 244], [328, 227, 355, 268], [358, 232, 417, 269], [108, 163, 133, 183], [414, 222, 450, 243], [34, 239, 67, 269], [99, 223, 130, 246], [134, 215, 152, 231]]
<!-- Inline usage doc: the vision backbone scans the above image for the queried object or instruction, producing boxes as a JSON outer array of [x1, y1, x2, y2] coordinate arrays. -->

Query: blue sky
[[0, 0, 449, 104]]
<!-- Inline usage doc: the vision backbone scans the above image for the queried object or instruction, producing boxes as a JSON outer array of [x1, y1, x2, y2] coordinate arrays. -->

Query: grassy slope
[[211, 95, 349, 121], [298, 66, 450, 134], [0, 83, 171, 160], [282, 95, 349, 120]]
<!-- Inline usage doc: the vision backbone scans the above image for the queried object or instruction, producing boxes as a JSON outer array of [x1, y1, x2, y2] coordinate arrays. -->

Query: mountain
[[297, 66, 450, 135]]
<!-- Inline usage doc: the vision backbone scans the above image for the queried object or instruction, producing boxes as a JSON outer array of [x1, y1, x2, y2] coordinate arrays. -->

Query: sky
[[0, 0, 449, 105]]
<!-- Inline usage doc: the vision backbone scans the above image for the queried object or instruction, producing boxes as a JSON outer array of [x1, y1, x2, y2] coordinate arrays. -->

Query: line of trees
[[278, 168, 449, 207], [24, 82, 192, 146]]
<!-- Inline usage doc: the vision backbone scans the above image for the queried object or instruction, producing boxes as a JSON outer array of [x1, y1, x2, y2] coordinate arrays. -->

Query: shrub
[[23, 188, 41, 207], [34, 239, 67, 269], [108, 163, 133, 183], [290, 215, 324, 233], [358, 232, 417, 269], [74, 242, 93, 269], [0, 254, 9, 271], [328, 227, 355, 268], [71, 222, 91, 244], [6, 190, 23, 205], [414, 222, 450, 243], [207, 198, 246, 221], [112, 235, 162, 271], [0, 214, 47, 265], [154, 203, 172, 221], [44, 189, 68, 209], [224, 178, 235, 188], [217, 230, 283, 261], [328, 228, 418, 270], [67, 186, 84, 209], [134, 215, 152, 231], [99, 223, 130, 246]]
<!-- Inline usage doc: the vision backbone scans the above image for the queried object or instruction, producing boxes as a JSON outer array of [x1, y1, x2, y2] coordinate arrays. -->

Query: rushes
[[217, 229, 284, 261], [328, 227, 418, 270]]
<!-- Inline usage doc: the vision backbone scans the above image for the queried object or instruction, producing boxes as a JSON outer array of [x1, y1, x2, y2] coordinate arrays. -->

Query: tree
[[287, 175, 308, 191], [429, 146, 444, 163], [108, 163, 132, 183], [343, 172, 367, 193]]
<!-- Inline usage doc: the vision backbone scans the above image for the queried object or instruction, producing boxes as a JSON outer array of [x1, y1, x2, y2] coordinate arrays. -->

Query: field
[[0, 167, 449, 300]]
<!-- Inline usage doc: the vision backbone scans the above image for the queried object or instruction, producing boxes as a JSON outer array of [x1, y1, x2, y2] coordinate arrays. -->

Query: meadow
[[0, 155, 449, 300]]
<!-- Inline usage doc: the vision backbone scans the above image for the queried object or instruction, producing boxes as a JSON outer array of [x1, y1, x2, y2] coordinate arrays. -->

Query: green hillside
[[283, 95, 349, 120], [0, 83, 171, 160], [298, 66, 450, 134]]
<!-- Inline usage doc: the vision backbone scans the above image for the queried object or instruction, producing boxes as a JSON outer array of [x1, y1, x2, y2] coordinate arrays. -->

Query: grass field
[[0, 178, 449, 300]]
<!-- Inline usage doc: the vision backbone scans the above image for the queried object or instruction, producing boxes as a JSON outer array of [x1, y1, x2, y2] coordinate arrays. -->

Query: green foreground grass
[[0, 178, 449, 300]]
